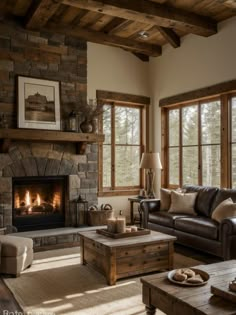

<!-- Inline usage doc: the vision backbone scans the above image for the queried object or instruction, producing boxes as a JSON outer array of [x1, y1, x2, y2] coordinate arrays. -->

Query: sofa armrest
[[140, 199, 160, 228], [220, 217, 236, 260], [221, 217, 236, 235]]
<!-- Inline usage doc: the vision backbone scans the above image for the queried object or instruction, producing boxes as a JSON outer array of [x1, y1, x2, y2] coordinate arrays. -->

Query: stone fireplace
[[0, 141, 98, 231], [0, 21, 99, 232]]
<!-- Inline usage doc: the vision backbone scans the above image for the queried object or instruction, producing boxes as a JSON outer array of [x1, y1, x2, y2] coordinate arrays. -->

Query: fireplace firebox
[[12, 176, 67, 232]]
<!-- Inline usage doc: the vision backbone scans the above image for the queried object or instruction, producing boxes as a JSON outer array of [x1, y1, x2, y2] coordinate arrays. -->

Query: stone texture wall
[[0, 20, 87, 126], [0, 21, 98, 229], [0, 142, 98, 228]]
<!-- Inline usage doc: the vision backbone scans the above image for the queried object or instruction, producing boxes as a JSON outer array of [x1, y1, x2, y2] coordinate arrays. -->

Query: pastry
[[182, 268, 195, 278], [173, 270, 187, 282], [187, 274, 204, 284]]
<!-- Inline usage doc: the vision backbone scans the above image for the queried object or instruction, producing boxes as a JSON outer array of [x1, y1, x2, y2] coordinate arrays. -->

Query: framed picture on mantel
[[17, 76, 61, 130]]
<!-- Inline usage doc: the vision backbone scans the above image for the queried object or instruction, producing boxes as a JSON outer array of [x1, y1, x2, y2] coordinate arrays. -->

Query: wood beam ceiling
[[61, 0, 217, 37], [25, 0, 61, 29], [216, 0, 236, 9], [46, 22, 162, 56], [156, 26, 180, 48]]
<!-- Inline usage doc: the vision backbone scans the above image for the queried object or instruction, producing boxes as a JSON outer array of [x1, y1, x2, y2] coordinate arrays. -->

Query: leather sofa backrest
[[183, 185, 219, 217], [212, 188, 236, 214]]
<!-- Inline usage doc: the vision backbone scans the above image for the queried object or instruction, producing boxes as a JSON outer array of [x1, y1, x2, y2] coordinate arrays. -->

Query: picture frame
[[17, 76, 61, 130]]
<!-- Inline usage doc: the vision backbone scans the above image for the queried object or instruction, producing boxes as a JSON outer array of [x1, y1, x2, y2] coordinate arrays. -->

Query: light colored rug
[[4, 247, 203, 315]]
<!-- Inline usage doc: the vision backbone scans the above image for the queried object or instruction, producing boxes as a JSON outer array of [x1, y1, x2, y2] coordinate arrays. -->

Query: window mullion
[[198, 102, 202, 185], [179, 108, 183, 187], [111, 104, 116, 190], [221, 94, 230, 188]]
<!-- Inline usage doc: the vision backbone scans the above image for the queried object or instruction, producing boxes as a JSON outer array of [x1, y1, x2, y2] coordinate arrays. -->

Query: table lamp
[[139, 152, 162, 198]]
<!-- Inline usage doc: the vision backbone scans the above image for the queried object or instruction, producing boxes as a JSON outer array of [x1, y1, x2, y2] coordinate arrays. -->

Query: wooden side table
[[128, 197, 146, 226]]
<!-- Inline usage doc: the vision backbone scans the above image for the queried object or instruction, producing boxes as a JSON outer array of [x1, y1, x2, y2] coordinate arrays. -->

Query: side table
[[128, 197, 147, 226]]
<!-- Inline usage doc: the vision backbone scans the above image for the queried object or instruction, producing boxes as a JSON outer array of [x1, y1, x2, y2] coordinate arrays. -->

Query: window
[[161, 81, 236, 189], [230, 95, 236, 187], [167, 99, 221, 187], [97, 91, 149, 196]]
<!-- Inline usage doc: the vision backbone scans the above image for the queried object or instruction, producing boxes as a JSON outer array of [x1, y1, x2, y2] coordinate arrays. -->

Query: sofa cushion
[[211, 198, 236, 223], [169, 191, 198, 215], [183, 185, 219, 217], [174, 217, 219, 240], [149, 211, 192, 228], [0, 235, 33, 257], [160, 188, 171, 211], [212, 189, 236, 213]]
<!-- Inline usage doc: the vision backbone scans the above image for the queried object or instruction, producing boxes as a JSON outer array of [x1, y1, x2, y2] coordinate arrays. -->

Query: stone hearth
[[0, 141, 98, 229]]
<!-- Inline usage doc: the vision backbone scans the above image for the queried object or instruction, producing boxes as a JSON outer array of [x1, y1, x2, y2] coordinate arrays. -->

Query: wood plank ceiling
[[1, 0, 236, 61]]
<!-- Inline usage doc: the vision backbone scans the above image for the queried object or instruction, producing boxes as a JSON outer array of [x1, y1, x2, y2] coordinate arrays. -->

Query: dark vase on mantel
[[80, 118, 93, 133]]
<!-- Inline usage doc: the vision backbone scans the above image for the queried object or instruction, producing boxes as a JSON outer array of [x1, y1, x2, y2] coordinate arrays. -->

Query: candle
[[126, 227, 132, 233], [107, 218, 117, 233], [116, 217, 126, 233], [131, 226, 138, 232]]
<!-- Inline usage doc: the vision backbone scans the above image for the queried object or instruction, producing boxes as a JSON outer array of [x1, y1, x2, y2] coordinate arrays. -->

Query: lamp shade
[[139, 152, 162, 170]]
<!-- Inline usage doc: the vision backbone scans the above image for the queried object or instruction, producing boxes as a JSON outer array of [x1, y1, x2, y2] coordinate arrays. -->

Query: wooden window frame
[[97, 90, 150, 197], [160, 80, 236, 189]]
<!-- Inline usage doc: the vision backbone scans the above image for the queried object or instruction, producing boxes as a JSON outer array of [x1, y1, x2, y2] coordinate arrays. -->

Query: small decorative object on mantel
[[78, 99, 104, 133], [0, 114, 8, 129], [67, 110, 77, 132], [80, 117, 93, 133]]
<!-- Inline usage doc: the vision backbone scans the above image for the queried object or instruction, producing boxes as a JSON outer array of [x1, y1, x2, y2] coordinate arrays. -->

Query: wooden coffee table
[[141, 260, 236, 315], [79, 230, 176, 285]]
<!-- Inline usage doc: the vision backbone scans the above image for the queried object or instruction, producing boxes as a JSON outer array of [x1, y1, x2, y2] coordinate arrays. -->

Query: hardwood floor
[[0, 277, 22, 313]]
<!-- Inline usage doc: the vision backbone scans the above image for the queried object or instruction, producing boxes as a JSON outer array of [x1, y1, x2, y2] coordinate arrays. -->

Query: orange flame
[[36, 194, 41, 206], [25, 190, 31, 206]]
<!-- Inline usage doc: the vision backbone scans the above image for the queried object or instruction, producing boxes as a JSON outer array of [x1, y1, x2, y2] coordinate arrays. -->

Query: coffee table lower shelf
[[79, 230, 176, 285]]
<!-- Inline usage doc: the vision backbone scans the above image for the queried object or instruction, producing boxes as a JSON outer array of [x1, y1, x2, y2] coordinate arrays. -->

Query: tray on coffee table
[[96, 227, 150, 238], [211, 283, 236, 303]]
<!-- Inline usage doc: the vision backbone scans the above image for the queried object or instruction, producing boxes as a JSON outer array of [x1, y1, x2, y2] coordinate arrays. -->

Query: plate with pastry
[[167, 268, 209, 286]]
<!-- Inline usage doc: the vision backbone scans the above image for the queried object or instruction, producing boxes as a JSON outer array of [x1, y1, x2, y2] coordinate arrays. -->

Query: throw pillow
[[160, 188, 171, 211], [211, 198, 236, 223], [168, 190, 198, 215]]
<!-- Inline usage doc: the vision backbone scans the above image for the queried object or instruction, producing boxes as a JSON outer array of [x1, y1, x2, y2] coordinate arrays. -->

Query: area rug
[[4, 247, 203, 315]]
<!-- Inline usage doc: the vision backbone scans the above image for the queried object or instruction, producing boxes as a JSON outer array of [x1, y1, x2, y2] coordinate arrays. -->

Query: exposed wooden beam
[[132, 52, 149, 62], [100, 17, 125, 34], [107, 20, 133, 35], [156, 26, 180, 48], [62, 0, 217, 37], [46, 22, 162, 56], [159, 80, 236, 107], [96, 90, 150, 105], [25, 0, 61, 29], [216, 0, 236, 9]]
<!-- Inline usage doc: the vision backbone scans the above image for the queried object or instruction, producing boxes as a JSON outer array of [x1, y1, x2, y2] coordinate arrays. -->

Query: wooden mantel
[[0, 129, 105, 154]]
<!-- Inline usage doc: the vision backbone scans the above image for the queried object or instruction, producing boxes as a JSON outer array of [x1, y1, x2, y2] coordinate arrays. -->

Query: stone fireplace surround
[[0, 141, 98, 230]]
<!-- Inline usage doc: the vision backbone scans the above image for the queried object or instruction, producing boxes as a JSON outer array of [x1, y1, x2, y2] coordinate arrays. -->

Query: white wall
[[87, 16, 236, 213], [149, 16, 236, 189], [88, 43, 150, 99], [87, 43, 150, 218]]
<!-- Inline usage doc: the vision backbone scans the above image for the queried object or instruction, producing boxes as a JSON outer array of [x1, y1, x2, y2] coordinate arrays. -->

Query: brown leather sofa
[[140, 185, 236, 260]]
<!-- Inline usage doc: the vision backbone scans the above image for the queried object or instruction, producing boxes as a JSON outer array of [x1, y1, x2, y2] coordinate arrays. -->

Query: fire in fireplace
[[13, 176, 67, 231]]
